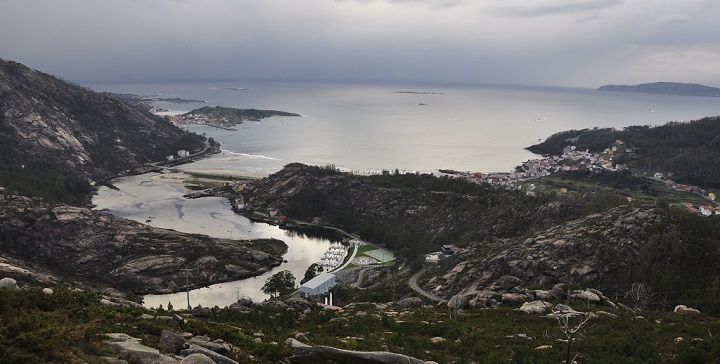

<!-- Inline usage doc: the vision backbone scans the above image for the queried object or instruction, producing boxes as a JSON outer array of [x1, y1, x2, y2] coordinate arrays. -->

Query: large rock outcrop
[[428, 205, 661, 299], [0, 187, 285, 294], [288, 345, 427, 364]]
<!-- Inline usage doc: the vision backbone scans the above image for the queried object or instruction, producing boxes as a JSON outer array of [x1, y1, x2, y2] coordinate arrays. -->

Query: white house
[[299, 272, 336, 297]]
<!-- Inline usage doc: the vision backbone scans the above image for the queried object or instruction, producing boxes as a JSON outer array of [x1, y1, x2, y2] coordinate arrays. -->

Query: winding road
[[408, 266, 447, 303]]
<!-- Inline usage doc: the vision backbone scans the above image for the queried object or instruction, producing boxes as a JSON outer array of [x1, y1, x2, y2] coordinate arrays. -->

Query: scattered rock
[[595, 311, 618, 319], [288, 345, 426, 364], [0, 277, 18, 289], [295, 332, 309, 342], [192, 306, 212, 318], [102, 357, 129, 364], [179, 353, 215, 364], [187, 336, 231, 354], [553, 304, 577, 314], [569, 290, 601, 303], [159, 330, 187, 355], [674, 305, 700, 315], [551, 283, 566, 299], [496, 275, 523, 290], [533, 290, 553, 301], [180, 346, 238, 364], [518, 300, 553, 314], [286, 338, 310, 348], [105, 333, 179, 364], [535, 345, 553, 350], [397, 297, 422, 309], [430, 337, 446, 344], [501, 293, 528, 306], [42, 287, 54, 295]]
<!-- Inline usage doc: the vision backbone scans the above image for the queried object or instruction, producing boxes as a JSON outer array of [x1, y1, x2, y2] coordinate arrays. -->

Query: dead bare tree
[[623, 282, 655, 312], [551, 309, 592, 364]]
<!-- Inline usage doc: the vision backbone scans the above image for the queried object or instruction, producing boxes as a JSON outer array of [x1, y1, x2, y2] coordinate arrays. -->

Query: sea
[[89, 80, 720, 308], [87, 80, 720, 176]]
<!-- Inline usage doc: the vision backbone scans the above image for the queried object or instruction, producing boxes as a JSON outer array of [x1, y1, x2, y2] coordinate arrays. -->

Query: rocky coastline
[[0, 187, 286, 295]]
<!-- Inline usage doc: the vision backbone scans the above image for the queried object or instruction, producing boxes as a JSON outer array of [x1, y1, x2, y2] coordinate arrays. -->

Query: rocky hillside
[[0, 187, 286, 295], [0, 59, 208, 204], [241, 164, 610, 260], [429, 205, 660, 296], [424, 203, 720, 313], [240, 164, 720, 313]]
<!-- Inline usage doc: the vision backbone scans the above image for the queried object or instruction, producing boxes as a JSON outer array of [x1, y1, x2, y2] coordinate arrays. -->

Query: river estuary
[[92, 172, 336, 308]]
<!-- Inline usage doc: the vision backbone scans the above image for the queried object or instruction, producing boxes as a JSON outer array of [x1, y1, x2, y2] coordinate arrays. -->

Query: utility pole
[[181, 268, 193, 310]]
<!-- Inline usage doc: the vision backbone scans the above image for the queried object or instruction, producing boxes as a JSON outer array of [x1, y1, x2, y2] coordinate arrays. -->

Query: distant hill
[[0, 59, 208, 204], [597, 82, 720, 97]]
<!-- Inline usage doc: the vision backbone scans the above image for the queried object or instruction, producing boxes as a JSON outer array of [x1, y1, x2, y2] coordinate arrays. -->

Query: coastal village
[[164, 111, 238, 130], [453, 140, 719, 216]]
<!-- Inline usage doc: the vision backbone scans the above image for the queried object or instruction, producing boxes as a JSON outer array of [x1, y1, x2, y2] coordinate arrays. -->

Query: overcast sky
[[1, 0, 719, 87]]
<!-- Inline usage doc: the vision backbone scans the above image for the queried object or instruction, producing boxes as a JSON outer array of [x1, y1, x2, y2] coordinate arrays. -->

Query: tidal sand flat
[[93, 171, 334, 307]]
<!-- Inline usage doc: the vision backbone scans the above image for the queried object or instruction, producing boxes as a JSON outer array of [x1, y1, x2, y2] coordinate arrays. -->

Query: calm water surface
[[88, 80, 720, 175]]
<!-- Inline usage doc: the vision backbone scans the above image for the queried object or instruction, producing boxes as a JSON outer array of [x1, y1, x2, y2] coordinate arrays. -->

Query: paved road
[[351, 267, 371, 289], [409, 266, 447, 303]]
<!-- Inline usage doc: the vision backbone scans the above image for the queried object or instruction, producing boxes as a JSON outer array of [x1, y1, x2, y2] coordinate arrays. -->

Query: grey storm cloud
[[491, 0, 624, 18], [1, 0, 720, 87]]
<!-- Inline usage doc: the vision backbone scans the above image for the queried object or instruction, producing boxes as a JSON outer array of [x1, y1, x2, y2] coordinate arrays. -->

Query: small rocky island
[[172, 106, 301, 130], [597, 82, 720, 97]]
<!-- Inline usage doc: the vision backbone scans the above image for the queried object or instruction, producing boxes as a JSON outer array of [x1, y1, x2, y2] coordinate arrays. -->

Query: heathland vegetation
[[1, 285, 719, 363]]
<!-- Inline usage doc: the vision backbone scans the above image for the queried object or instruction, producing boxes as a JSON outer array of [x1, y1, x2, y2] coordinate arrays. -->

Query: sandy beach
[[171, 150, 284, 179]]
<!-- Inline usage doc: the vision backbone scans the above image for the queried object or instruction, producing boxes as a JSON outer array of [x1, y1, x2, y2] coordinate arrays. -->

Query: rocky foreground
[[430, 205, 661, 300], [0, 187, 286, 295]]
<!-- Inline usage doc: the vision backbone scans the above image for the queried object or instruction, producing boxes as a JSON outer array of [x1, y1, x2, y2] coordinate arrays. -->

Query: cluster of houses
[[166, 113, 207, 125], [164, 112, 237, 130], [686, 204, 720, 216], [652, 172, 718, 216], [166, 149, 191, 161], [451, 140, 719, 216], [456, 141, 630, 195]]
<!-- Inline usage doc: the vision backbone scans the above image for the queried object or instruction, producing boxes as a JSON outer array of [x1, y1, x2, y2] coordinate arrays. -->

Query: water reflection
[[92, 172, 337, 308]]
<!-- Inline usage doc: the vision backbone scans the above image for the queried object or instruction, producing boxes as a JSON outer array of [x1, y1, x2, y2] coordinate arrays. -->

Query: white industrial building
[[299, 272, 336, 297]]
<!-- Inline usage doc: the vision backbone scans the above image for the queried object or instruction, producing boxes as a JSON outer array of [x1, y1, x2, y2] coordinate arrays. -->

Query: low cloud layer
[[1, 0, 718, 87]]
